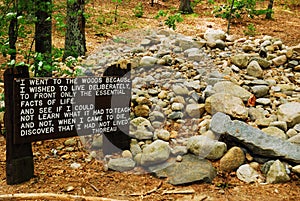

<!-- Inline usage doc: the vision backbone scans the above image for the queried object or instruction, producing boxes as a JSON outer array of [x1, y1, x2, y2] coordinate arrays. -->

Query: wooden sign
[[4, 64, 132, 185], [13, 76, 131, 144]]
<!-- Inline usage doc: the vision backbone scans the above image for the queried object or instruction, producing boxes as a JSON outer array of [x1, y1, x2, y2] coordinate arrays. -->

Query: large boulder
[[210, 112, 300, 164]]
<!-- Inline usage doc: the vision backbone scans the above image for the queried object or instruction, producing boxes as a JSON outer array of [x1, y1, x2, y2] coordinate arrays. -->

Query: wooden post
[[102, 63, 131, 155], [4, 67, 34, 185]]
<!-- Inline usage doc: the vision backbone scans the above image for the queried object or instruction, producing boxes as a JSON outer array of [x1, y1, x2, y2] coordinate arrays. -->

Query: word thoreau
[[14, 76, 131, 142]]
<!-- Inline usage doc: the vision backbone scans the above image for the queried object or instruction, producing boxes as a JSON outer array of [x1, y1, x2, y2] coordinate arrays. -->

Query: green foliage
[[213, 0, 268, 19], [191, 0, 202, 9], [243, 23, 256, 36], [155, 10, 183, 30], [133, 2, 144, 18]]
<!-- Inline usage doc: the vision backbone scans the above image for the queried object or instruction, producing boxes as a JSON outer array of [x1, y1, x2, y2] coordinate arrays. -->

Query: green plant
[[133, 2, 144, 18], [155, 10, 183, 30], [244, 23, 256, 36], [112, 0, 122, 22], [191, 0, 202, 9]]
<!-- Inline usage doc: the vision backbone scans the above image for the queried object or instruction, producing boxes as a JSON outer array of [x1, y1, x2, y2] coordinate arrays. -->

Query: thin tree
[[35, 0, 52, 76], [266, 0, 274, 19], [63, 0, 86, 60], [179, 0, 193, 14]]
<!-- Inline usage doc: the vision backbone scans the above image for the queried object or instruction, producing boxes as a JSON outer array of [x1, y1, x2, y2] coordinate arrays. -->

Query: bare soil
[[1, 0, 300, 200]]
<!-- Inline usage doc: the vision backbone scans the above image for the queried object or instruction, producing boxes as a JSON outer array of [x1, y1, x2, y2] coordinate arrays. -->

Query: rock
[[237, 164, 263, 183], [247, 60, 263, 78], [141, 140, 171, 166], [70, 162, 81, 169], [168, 111, 184, 120], [212, 81, 252, 101], [272, 55, 287, 66], [277, 102, 300, 128], [171, 102, 184, 111], [256, 98, 271, 105], [91, 135, 103, 149], [171, 146, 188, 156], [134, 105, 150, 117], [251, 85, 269, 98], [155, 129, 171, 141], [108, 158, 136, 172], [122, 150, 133, 158], [64, 138, 77, 146], [186, 104, 206, 118], [231, 54, 250, 68], [287, 134, 300, 144], [139, 56, 158, 66], [205, 93, 248, 120], [266, 160, 290, 184], [250, 57, 272, 69], [248, 107, 265, 120], [292, 165, 300, 176], [130, 117, 154, 140], [261, 126, 287, 140], [153, 154, 217, 185], [210, 112, 300, 163], [187, 135, 227, 160], [204, 29, 226, 48], [261, 160, 275, 174], [269, 121, 288, 132], [172, 84, 189, 95], [130, 139, 142, 156], [220, 146, 245, 172]]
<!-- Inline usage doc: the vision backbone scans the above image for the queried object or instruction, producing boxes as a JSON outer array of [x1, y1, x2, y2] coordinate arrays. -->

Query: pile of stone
[[80, 28, 300, 185]]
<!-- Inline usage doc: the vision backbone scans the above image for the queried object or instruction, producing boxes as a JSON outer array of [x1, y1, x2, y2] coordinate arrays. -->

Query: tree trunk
[[179, 0, 193, 14], [35, 0, 52, 76], [63, 0, 86, 60], [266, 0, 274, 19]]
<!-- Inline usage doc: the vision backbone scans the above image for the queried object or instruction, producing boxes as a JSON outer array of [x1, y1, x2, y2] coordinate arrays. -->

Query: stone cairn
[[51, 28, 300, 185]]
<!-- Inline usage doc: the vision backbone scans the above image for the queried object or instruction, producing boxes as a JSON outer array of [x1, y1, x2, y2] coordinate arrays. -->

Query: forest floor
[[1, 0, 300, 200]]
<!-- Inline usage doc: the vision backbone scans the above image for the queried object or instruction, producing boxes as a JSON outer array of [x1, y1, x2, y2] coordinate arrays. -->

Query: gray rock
[[205, 93, 248, 120], [171, 145, 188, 156], [287, 134, 300, 144], [186, 104, 206, 118], [171, 102, 184, 111], [187, 135, 227, 160], [266, 160, 290, 184], [172, 84, 189, 95], [292, 165, 300, 176], [256, 98, 271, 105], [210, 112, 300, 163], [247, 60, 263, 78], [220, 146, 245, 172], [294, 124, 300, 132], [141, 140, 171, 166], [248, 107, 265, 120], [153, 154, 217, 185], [251, 85, 269, 98], [261, 160, 275, 174], [108, 158, 136, 172], [204, 29, 226, 43], [155, 129, 171, 141], [212, 81, 252, 101], [250, 57, 272, 69], [130, 117, 154, 140], [237, 164, 263, 183], [269, 121, 288, 132], [277, 102, 300, 128], [91, 135, 103, 149], [168, 111, 184, 120], [272, 55, 287, 66], [231, 54, 250, 68], [139, 56, 158, 66], [261, 126, 287, 140], [149, 111, 165, 122]]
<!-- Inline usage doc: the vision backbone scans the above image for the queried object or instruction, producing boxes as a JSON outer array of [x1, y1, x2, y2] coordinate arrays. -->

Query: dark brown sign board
[[13, 76, 131, 144], [4, 64, 132, 184]]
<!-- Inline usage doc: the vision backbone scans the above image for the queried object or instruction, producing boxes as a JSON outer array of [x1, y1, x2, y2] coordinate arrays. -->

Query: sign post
[[4, 64, 131, 184]]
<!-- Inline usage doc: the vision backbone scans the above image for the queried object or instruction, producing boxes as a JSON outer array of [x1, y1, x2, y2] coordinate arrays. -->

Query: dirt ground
[[0, 0, 300, 200]]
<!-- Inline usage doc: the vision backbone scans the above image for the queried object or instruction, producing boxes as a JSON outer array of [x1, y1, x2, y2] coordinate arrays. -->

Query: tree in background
[[34, 0, 52, 76], [63, 0, 86, 60], [179, 0, 193, 14]]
